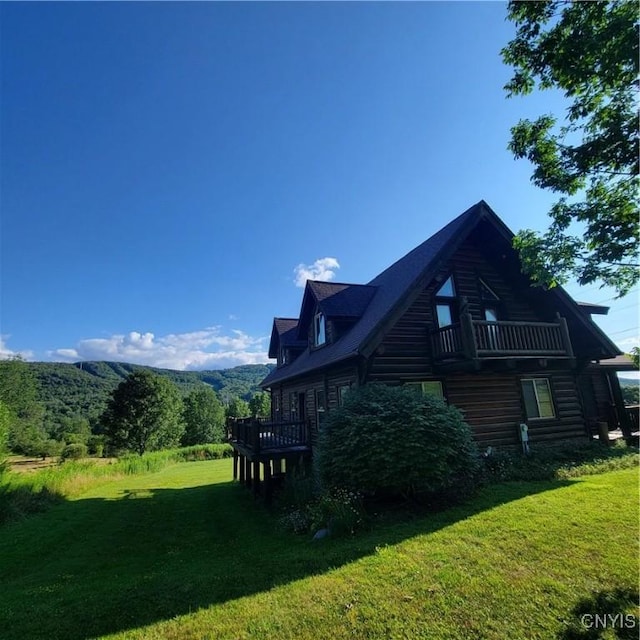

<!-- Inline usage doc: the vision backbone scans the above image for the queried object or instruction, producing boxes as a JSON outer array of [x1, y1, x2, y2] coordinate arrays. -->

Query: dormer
[[268, 318, 306, 368], [297, 280, 377, 349]]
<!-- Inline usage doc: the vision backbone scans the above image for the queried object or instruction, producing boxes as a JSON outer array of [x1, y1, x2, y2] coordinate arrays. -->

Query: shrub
[[87, 435, 105, 457], [61, 443, 88, 461], [482, 440, 639, 483], [309, 488, 366, 536], [318, 383, 479, 501]]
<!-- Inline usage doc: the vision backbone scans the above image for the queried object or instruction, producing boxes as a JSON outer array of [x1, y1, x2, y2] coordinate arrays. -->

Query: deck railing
[[432, 313, 573, 360], [228, 418, 309, 455], [625, 405, 639, 432]]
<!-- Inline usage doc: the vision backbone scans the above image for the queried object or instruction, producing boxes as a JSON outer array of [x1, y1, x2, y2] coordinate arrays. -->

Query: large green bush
[[318, 384, 479, 500]]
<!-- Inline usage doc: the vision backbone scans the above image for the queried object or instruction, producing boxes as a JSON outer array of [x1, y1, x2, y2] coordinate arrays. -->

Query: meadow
[[0, 453, 638, 639]]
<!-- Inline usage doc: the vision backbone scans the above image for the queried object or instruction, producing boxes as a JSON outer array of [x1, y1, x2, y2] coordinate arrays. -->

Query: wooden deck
[[227, 418, 311, 503], [431, 313, 574, 363]]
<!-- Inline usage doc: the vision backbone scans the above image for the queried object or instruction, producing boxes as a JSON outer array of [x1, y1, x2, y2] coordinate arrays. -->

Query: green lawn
[[0, 459, 637, 640]]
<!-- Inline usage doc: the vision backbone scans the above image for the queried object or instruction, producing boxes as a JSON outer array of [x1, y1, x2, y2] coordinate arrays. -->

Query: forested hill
[[27, 361, 275, 426]]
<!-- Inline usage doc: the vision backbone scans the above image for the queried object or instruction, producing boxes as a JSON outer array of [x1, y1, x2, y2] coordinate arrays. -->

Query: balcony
[[228, 417, 311, 503], [431, 313, 574, 364], [228, 417, 310, 459]]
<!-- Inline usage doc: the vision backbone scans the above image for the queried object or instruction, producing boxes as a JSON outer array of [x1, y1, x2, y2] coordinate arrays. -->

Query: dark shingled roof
[[267, 318, 306, 359], [261, 201, 483, 387], [261, 199, 621, 388], [308, 281, 378, 318], [296, 281, 378, 339]]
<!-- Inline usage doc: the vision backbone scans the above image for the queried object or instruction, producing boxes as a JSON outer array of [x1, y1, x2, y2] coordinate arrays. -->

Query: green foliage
[[628, 347, 640, 370], [87, 434, 105, 457], [502, 0, 639, 295], [0, 483, 63, 525], [620, 381, 639, 406], [226, 396, 250, 419], [318, 384, 479, 499], [26, 361, 274, 439], [0, 357, 46, 454], [482, 440, 638, 483], [60, 443, 88, 461], [182, 386, 225, 445], [249, 391, 271, 418], [308, 488, 366, 537], [101, 370, 185, 456], [0, 401, 10, 458], [49, 415, 91, 445]]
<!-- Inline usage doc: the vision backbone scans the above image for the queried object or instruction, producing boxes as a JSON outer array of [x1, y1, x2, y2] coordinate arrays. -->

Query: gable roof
[[297, 281, 378, 338], [267, 318, 306, 359], [261, 200, 621, 388]]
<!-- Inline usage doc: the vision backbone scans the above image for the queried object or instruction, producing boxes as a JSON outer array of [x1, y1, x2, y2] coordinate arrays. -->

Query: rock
[[312, 528, 330, 541]]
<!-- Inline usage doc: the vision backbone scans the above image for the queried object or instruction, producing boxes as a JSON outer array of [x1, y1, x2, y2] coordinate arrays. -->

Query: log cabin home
[[229, 201, 634, 499]]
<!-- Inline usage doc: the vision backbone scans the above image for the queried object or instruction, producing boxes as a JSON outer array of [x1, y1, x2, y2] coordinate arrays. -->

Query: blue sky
[[1, 2, 637, 370]]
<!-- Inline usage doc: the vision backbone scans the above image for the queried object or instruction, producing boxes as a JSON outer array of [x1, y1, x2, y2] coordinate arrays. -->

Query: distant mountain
[[27, 361, 275, 428]]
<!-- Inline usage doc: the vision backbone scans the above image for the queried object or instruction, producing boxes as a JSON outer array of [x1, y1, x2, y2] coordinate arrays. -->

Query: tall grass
[[0, 444, 232, 524]]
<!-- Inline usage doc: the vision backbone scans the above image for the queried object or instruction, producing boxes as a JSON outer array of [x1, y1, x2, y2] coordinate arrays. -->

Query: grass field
[[0, 458, 637, 640]]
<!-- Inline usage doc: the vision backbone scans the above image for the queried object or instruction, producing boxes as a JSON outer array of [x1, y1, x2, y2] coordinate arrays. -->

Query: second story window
[[435, 275, 457, 328], [314, 312, 326, 346]]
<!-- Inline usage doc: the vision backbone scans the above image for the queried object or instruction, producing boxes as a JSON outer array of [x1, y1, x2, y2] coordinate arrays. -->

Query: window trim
[[313, 311, 327, 347], [434, 274, 458, 329], [521, 378, 556, 420], [337, 383, 352, 406], [404, 380, 446, 401], [315, 389, 326, 428]]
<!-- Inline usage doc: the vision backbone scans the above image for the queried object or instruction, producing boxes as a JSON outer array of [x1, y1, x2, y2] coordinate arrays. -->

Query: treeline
[[0, 358, 272, 459]]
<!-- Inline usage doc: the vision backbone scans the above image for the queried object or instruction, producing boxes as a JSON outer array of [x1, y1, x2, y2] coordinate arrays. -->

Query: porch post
[[607, 370, 633, 442], [460, 307, 477, 359]]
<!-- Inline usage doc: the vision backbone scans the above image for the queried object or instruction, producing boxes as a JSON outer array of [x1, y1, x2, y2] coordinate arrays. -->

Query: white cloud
[[0, 335, 34, 361], [48, 327, 269, 371], [293, 257, 340, 287]]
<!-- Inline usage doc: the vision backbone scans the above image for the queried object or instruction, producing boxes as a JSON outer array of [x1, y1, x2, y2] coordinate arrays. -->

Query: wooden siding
[[368, 235, 556, 383], [269, 364, 358, 448], [447, 370, 587, 447], [368, 288, 435, 382], [449, 238, 552, 323]]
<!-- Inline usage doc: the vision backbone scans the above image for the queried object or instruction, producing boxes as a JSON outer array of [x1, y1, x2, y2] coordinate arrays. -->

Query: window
[[289, 392, 298, 418], [316, 389, 326, 427], [337, 384, 352, 406], [437, 276, 456, 297], [521, 379, 555, 419], [314, 312, 326, 346], [435, 276, 456, 328], [405, 381, 445, 400], [274, 394, 281, 415]]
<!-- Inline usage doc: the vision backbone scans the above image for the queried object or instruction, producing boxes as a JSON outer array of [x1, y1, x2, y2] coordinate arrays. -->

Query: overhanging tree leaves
[[502, 0, 639, 296], [101, 370, 184, 455]]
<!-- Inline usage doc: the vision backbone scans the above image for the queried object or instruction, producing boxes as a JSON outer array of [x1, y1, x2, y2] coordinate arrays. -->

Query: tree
[[182, 386, 225, 445], [502, 0, 639, 296], [0, 400, 11, 462], [226, 397, 250, 419], [0, 356, 46, 453], [629, 347, 640, 369], [249, 391, 271, 419], [101, 370, 185, 455]]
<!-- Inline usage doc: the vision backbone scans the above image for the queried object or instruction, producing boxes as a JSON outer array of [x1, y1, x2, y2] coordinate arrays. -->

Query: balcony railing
[[431, 313, 574, 361], [228, 418, 309, 455]]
